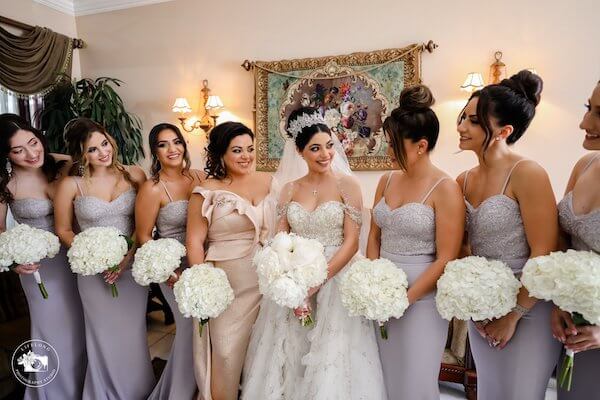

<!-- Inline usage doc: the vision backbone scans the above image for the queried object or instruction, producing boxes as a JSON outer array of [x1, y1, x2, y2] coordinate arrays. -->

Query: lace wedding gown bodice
[[242, 198, 386, 400], [286, 201, 345, 247]]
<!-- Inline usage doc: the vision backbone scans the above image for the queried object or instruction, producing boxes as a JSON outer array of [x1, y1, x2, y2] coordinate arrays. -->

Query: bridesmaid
[[456, 70, 562, 399], [135, 123, 203, 400], [0, 114, 86, 399], [187, 122, 276, 400], [54, 117, 154, 399], [553, 80, 600, 400], [368, 85, 464, 399]]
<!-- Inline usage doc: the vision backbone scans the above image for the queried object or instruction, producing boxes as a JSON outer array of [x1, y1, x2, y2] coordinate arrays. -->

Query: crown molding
[[34, 0, 75, 15], [34, 0, 175, 16]]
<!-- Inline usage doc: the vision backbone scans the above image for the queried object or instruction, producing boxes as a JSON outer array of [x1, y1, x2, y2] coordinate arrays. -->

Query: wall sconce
[[172, 79, 224, 135], [460, 72, 485, 93], [488, 51, 507, 84]]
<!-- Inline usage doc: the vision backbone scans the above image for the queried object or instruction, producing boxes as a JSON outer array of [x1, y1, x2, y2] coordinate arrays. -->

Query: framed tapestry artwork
[[243, 41, 437, 171]]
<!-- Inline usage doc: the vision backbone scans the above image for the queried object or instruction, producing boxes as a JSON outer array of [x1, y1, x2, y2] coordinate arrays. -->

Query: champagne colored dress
[[192, 184, 277, 400]]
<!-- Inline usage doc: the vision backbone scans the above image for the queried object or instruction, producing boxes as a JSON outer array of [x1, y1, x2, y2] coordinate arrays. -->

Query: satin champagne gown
[[557, 153, 600, 400], [192, 185, 276, 400]]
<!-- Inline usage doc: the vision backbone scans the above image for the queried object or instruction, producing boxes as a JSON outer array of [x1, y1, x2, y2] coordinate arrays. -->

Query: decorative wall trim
[[34, 0, 75, 15], [34, 0, 175, 16]]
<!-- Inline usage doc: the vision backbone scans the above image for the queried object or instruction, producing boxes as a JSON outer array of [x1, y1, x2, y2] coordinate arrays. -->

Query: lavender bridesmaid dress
[[73, 180, 155, 400], [10, 198, 86, 399], [372, 174, 449, 400], [464, 160, 562, 400], [557, 153, 600, 400], [147, 181, 196, 400]]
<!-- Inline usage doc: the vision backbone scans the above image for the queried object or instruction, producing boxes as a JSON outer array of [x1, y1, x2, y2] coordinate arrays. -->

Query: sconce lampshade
[[172, 97, 192, 113], [460, 72, 485, 93], [205, 95, 224, 110]]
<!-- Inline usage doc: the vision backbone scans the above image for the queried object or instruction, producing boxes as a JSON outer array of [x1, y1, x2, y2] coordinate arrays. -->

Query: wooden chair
[[439, 319, 477, 400]]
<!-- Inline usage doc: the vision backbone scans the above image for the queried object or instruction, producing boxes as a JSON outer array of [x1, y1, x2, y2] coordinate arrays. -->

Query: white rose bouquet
[[521, 250, 600, 391], [132, 238, 186, 286], [67, 226, 131, 298], [435, 256, 522, 321], [0, 224, 60, 299], [339, 257, 409, 339], [173, 263, 234, 336], [253, 232, 328, 326]]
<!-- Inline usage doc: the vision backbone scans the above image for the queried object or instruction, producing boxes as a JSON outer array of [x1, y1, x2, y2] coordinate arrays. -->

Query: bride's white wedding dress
[[241, 197, 387, 400]]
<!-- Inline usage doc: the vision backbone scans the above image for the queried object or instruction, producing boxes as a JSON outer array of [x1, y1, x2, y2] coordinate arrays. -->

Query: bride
[[241, 107, 387, 400]]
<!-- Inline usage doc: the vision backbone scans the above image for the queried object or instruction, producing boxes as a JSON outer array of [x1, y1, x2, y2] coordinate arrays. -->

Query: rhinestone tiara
[[287, 111, 326, 139]]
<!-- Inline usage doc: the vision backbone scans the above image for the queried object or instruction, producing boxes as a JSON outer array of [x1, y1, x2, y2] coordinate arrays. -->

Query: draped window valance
[[0, 25, 73, 97]]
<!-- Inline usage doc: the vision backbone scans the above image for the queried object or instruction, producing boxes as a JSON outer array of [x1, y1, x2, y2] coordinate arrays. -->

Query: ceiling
[[34, 0, 175, 17]]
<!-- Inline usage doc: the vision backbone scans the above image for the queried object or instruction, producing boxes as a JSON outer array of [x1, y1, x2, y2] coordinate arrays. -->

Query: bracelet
[[511, 304, 530, 317]]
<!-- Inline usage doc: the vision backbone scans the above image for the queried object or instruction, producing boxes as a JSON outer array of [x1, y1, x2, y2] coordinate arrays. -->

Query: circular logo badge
[[11, 340, 60, 388]]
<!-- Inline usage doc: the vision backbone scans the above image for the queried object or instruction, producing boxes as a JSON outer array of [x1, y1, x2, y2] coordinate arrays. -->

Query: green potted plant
[[39, 77, 144, 165]]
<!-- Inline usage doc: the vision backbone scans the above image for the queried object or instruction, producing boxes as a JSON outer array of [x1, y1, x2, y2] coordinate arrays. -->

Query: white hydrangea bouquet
[[253, 232, 328, 327], [521, 250, 600, 391], [173, 263, 234, 336], [0, 224, 60, 299], [339, 257, 409, 339], [132, 238, 186, 286], [67, 226, 132, 298], [435, 256, 522, 321]]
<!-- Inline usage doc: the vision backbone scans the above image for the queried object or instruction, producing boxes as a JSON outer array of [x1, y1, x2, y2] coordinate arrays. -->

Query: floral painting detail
[[248, 43, 427, 171]]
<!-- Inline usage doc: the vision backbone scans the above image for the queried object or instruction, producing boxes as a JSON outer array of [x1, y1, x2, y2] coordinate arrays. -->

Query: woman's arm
[[406, 179, 465, 304], [186, 193, 209, 265], [366, 173, 389, 260], [53, 177, 79, 247], [325, 175, 363, 279], [135, 180, 162, 245], [485, 161, 559, 349]]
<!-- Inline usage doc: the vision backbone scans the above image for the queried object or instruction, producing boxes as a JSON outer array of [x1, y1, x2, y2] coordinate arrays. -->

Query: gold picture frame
[[243, 41, 436, 171]]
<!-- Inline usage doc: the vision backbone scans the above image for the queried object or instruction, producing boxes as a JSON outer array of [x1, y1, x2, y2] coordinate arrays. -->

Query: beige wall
[[0, 0, 81, 77], [72, 0, 600, 203]]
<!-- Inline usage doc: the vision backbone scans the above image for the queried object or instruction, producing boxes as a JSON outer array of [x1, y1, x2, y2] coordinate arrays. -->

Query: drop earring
[[5, 160, 12, 177], [77, 163, 85, 177]]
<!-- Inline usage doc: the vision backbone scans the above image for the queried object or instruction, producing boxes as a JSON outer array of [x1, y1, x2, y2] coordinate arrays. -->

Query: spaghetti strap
[[159, 181, 174, 203], [383, 172, 394, 195], [581, 153, 600, 174], [462, 170, 471, 194], [421, 178, 448, 204], [74, 178, 85, 196], [500, 159, 527, 195]]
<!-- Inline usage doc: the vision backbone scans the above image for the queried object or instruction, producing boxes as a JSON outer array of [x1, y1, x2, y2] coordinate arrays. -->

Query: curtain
[[0, 25, 73, 97]]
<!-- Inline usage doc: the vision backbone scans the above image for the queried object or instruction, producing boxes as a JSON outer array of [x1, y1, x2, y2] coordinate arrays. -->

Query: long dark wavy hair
[[148, 123, 191, 183], [63, 117, 137, 189], [204, 122, 254, 179], [0, 114, 65, 203]]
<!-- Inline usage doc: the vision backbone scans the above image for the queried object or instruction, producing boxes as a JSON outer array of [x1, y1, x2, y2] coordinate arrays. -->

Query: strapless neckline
[[465, 193, 518, 211]]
